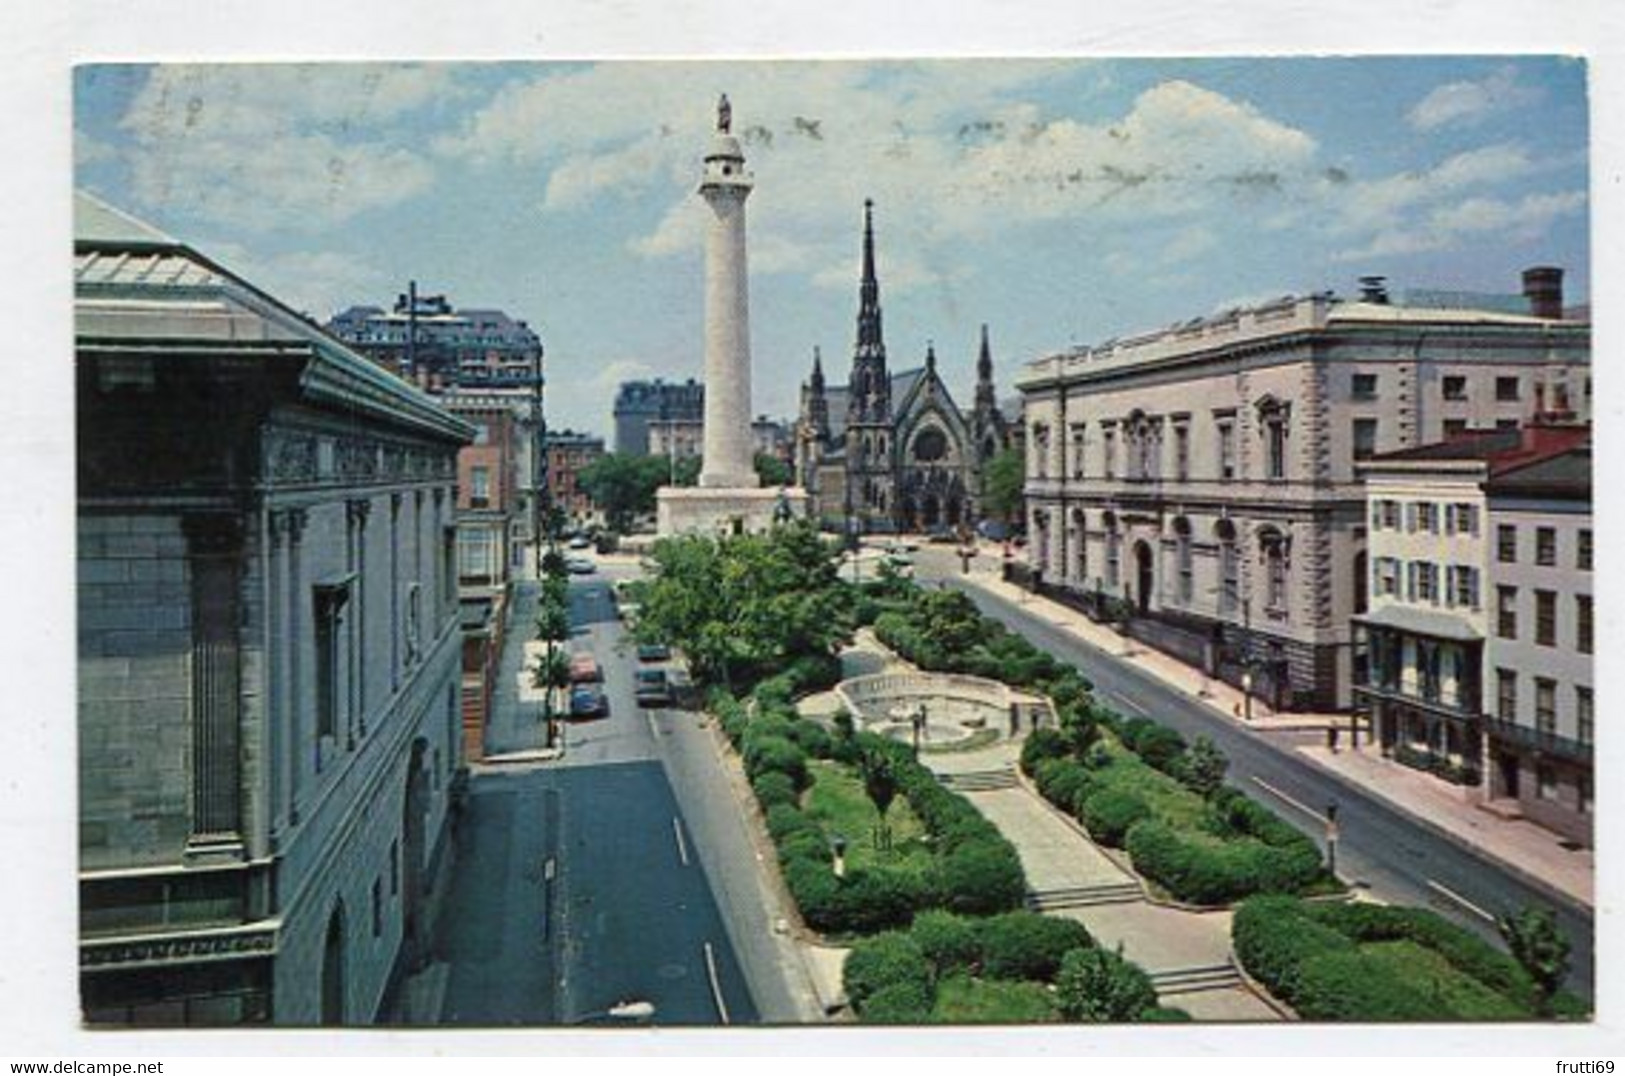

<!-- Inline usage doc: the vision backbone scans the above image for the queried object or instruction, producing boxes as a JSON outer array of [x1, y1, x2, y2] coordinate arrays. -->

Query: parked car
[[567, 535, 592, 550], [568, 653, 602, 683], [634, 668, 673, 707], [569, 684, 608, 719], [565, 555, 596, 574], [637, 642, 671, 662], [618, 602, 642, 626]]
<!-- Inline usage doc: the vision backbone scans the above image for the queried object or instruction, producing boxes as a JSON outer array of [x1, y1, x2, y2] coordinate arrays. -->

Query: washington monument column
[[698, 93, 757, 490], [658, 95, 807, 535]]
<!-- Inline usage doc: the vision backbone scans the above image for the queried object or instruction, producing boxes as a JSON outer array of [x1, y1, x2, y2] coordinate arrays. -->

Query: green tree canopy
[[577, 453, 675, 532], [754, 452, 793, 488], [980, 446, 1025, 525]]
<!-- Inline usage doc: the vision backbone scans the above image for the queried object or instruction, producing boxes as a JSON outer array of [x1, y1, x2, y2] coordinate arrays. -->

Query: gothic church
[[795, 200, 1012, 535]]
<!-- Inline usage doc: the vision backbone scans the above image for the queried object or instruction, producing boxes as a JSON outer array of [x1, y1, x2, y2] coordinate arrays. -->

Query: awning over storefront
[[1354, 603, 1483, 643]]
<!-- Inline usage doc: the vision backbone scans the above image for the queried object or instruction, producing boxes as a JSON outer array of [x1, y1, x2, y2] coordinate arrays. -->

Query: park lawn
[[802, 759, 935, 878], [1095, 740, 1208, 829], [931, 974, 1060, 1024], [1358, 940, 1530, 1020]]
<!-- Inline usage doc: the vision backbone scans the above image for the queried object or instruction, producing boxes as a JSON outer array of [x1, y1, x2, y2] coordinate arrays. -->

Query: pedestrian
[[1232, 701, 1242, 720]]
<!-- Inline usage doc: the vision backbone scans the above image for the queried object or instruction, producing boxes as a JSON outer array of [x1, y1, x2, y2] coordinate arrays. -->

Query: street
[[912, 547, 1595, 998], [423, 572, 770, 1025]]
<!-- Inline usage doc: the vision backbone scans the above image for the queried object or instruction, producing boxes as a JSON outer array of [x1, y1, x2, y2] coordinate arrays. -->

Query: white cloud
[[192, 237, 395, 320], [115, 64, 455, 231], [1408, 66, 1541, 131], [1335, 188, 1587, 262]]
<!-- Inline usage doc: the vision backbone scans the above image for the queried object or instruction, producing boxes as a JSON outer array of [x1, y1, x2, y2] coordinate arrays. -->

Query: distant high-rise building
[[327, 289, 542, 389], [612, 378, 705, 455]]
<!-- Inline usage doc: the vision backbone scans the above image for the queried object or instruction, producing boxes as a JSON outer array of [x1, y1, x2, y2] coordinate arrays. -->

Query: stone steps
[[1148, 962, 1245, 995], [936, 766, 1018, 792], [1025, 881, 1143, 911]]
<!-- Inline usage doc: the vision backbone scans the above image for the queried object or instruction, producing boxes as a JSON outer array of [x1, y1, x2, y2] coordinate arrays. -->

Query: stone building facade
[[76, 192, 473, 1025], [1017, 273, 1589, 711], [612, 378, 705, 455], [327, 290, 541, 389], [795, 201, 1011, 534]]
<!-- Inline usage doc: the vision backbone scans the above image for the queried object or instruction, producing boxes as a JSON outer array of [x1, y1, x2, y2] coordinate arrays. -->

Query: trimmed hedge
[[751, 770, 800, 812], [1078, 788, 1153, 848], [844, 931, 932, 1011], [1055, 945, 1160, 1022], [909, 911, 981, 979], [743, 735, 810, 790], [1233, 895, 1587, 1021], [976, 912, 1095, 982], [1125, 820, 1322, 906]]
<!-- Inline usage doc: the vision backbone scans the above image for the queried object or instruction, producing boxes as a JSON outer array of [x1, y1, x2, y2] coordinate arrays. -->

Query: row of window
[[1495, 671, 1593, 744], [1370, 500, 1480, 536], [1353, 372, 1531, 403], [1372, 558, 1480, 608], [1037, 411, 1287, 483], [1495, 586, 1593, 652], [1497, 523, 1592, 570]]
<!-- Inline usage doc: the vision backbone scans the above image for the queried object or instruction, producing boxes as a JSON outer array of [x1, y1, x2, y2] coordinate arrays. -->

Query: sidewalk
[[954, 556, 1594, 911]]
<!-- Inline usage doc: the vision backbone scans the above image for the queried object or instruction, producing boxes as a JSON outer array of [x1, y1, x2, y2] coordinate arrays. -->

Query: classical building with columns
[[795, 201, 1012, 534], [76, 192, 473, 1024], [1016, 271, 1589, 711]]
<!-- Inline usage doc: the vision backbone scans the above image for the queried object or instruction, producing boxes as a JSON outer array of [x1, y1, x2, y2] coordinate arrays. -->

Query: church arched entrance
[[946, 496, 962, 529], [320, 902, 346, 1025], [1133, 540, 1154, 614], [922, 495, 941, 529]]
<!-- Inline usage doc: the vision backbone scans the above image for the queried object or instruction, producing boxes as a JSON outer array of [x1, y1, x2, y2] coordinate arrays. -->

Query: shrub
[[783, 855, 841, 930], [843, 931, 933, 1010], [1233, 896, 1354, 1000], [752, 675, 797, 714], [1291, 949, 1436, 1021], [751, 770, 799, 812], [1055, 945, 1158, 1022], [910, 911, 982, 978], [933, 838, 1026, 916], [765, 803, 817, 846], [976, 912, 1095, 982], [712, 692, 750, 746], [859, 979, 935, 1024], [1125, 820, 1322, 906], [787, 719, 834, 760], [1020, 727, 1071, 774], [1033, 758, 1094, 813], [785, 653, 844, 695], [1132, 724, 1189, 775], [743, 735, 810, 790], [1078, 788, 1152, 848], [1119, 716, 1157, 753], [1181, 735, 1230, 799]]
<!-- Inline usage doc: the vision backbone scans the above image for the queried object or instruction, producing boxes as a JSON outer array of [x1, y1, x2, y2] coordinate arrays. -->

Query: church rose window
[[913, 428, 947, 462]]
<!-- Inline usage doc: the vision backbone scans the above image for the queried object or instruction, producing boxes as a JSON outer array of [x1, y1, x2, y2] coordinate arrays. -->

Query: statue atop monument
[[717, 93, 732, 134]]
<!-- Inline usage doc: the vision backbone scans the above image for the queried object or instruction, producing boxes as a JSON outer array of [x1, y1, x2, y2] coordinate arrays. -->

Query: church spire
[[810, 345, 824, 390], [854, 198, 885, 363], [975, 323, 997, 412]]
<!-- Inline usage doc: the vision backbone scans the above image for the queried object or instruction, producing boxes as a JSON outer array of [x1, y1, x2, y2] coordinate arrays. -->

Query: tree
[[576, 453, 672, 532], [754, 452, 793, 488], [531, 648, 572, 746], [1055, 944, 1158, 1022], [1498, 905, 1571, 1015], [1182, 734, 1230, 799], [980, 446, 1025, 525], [860, 748, 900, 850], [535, 595, 571, 644]]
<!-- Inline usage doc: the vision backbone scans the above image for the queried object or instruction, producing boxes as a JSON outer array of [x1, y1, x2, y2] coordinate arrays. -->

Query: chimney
[[1522, 266, 1564, 320], [1357, 275, 1390, 304]]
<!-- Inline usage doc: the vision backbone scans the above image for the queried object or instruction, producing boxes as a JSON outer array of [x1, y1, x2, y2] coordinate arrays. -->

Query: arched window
[[913, 427, 947, 462], [1031, 424, 1051, 480]]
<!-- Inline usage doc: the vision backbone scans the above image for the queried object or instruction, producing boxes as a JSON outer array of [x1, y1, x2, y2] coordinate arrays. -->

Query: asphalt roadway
[[429, 571, 785, 1027], [912, 547, 1595, 999]]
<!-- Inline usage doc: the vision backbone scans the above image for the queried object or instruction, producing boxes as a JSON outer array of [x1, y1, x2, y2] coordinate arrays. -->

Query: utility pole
[[404, 279, 418, 381]]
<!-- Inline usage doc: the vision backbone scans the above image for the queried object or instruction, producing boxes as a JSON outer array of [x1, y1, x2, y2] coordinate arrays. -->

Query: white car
[[565, 555, 596, 575]]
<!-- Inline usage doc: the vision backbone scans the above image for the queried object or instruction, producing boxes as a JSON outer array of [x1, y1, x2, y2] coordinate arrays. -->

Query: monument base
[[656, 485, 810, 537]]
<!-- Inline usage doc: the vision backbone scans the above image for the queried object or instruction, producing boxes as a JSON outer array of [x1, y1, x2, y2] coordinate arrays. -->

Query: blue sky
[[74, 57, 1589, 438]]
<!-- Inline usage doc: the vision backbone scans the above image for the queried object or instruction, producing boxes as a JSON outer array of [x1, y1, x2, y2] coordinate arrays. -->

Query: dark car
[[569, 684, 607, 719], [637, 642, 672, 662], [634, 668, 673, 707]]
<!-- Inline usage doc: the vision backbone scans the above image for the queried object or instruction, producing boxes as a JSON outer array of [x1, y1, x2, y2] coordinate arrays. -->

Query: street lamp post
[[912, 702, 927, 758]]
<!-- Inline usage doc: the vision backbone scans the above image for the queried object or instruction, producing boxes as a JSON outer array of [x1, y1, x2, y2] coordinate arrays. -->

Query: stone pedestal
[[657, 485, 810, 537]]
